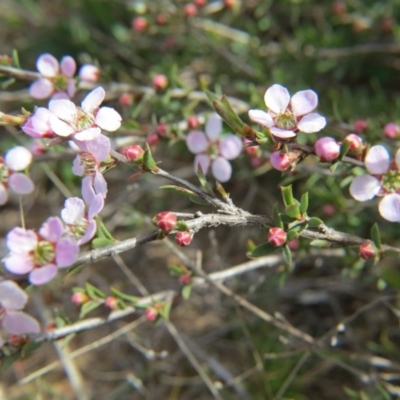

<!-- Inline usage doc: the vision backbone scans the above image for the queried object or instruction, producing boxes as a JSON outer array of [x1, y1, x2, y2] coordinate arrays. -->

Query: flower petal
[[29, 264, 58, 285], [49, 117, 75, 137], [81, 87, 105, 113], [87, 194, 104, 219], [95, 107, 122, 132], [0, 183, 8, 205], [248, 109, 274, 127], [219, 135, 243, 160], [264, 84, 290, 114], [4, 253, 35, 275], [8, 173, 34, 195], [211, 157, 232, 182], [93, 172, 108, 198], [290, 90, 318, 116], [270, 127, 297, 138], [205, 114, 222, 141], [6, 228, 37, 253], [349, 175, 381, 201], [29, 78, 54, 99], [3, 311, 40, 334], [37, 54, 59, 77], [60, 56, 76, 77], [74, 127, 101, 141], [297, 113, 326, 133], [194, 154, 211, 175], [56, 238, 79, 267], [39, 217, 64, 243], [0, 280, 28, 310], [61, 197, 85, 224], [365, 145, 390, 175], [5, 146, 32, 171], [80, 134, 111, 163], [186, 131, 208, 154], [78, 220, 97, 245], [379, 193, 400, 222]]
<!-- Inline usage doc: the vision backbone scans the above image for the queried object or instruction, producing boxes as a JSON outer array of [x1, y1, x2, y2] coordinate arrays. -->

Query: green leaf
[[308, 217, 324, 228], [330, 162, 339, 172], [215, 181, 228, 199], [21, 341, 42, 358], [285, 202, 301, 219], [92, 238, 114, 248], [250, 242, 277, 257], [281, 185, 295, 206], [96, 218, 115, 241], [12, 49, 20, 68], [143, 144, 157, 171], [189, 195, 210, 205], [196, 164, 214, 195], [159, 302, 172, 320], [286, 229, 299, 242], [182, 284, 192, 300], [160, 185, 198, 198], [310, 239, 331, 248], [300, 192, 309, 215], [85, 283, 105, 300], [1, 351, 21, 371], [110, 287, 139, 304], [79, 300, 102, 318], [282, 245, 293, 270], [338, 140, 351, 159], [371, 223, 381, 249], [204, 89, 220, 105], [175, 221, 189, 231], [272, 204, 283, 228]]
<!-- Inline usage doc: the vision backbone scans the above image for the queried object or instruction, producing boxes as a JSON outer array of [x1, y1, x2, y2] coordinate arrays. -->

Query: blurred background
[[1, 0, 400, 399]]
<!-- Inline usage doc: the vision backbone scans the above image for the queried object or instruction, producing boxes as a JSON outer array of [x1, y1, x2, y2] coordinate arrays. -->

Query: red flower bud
[[224, 0, 235, 8], [156, 14, 167, 25], [71, 292, 89, 305], [153, 74, 168, 90], [123, 145, 144, 162], [383, 122, 399, 139], [194, 0, 206, 7], [184, 3, 198, 17], [105, 296, 119, 310], [270, 151, 291, 171], [132, 17, 148, 32], [268, 227, 287, 247], [179, 274, 192, 285], [147, 132, 159, 146], [145, 308, 158, 321], [359, 242, 377, 260], [175, 231, 193, 246], [187, 115, 200, 129], [155, 211, 177, 233], [156, 123, 168, 137], [119, 93, 133, 106], [353, 119, 368, 133], [344, 134, 362, 151]]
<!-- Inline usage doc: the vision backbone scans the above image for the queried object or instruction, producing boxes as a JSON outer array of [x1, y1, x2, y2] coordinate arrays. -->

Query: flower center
[[34, 240, 55, 266], [78, 152, 97, 176], [53, 75, 69, 91], [381, 170, 400, 193], [208, 142, 220, 159], [77, 108, 95, 131], [67, 219, 89, 241], [275, 111, 297, 131]]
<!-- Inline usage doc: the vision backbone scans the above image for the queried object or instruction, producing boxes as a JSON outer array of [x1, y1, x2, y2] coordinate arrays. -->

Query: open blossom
[[22, 107, 56, 139], [186, 113, 243, 182], [0, 146, 34, 206], [30, 53, 76, 100], [248, 84, 326, 139], [48, 86, 122, 142], [0, 281, 40, 347], [3, 217, 79, 285], [349, 145, 400, 222]]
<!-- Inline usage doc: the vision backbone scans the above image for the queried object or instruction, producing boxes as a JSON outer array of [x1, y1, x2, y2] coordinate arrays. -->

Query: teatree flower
[[4, 217, 79, 285], [0, 281, 40, 347], [49, 86, 122, 142], [349, 145, 400, 222], [29, 53, 77, 100], [186, 113, 243, 182], [22, 107, 56, 139], [248, 84, 326, 139], [0, 146, 34, 206]]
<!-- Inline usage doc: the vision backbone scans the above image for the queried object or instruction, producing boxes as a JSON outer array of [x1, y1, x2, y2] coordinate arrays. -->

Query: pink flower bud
[[323, 204, 335, 216], [79, 64, 100, 83], [147, 132, 159, 146], [314, 137, 340, 162], [123, 145, 144, 162], [132, 17, 148, 32], [71, 292, 89, 305], [358, 242, 377, 260], [145, 307, 158, 321], [153, 74, 168, 90], [270, 151, 291, 171], [179, 274, 192, 285], [105, 296, 119, 310], [268, 227, 287, 247], [184, 3, 197, 17], [187, 115, 200, 129], [332, 1, 346, 15], [251, 157, 263, 168], [175, 231, 193, 246], [156, 14, 167, 25], [383, 122, 399, 139], [119, 93, 133, 106], [287, 238, 299, 251], [9, 335, 27, 346], [155, 211, 177, 233], [353, 119, 368, 133], [344, 134, 362, 150], [156, 123, 168, 137], [224, 0, 235, 7], [194, 0, 206, 7]]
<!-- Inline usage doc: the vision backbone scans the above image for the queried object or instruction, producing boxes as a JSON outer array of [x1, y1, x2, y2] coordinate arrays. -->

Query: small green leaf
[[282, 244, 292, 270], [310, 239, 331, 248], [1, 351, 21, 371], [143, 144, 157, 171], [110, 287, 139, 304], [330, 162, 339, 172], [85, 283, 105, 300], [371, 223, 381, 249], [308, 217, 324, 228], [285, 202, 301, 219], [300, 192, 309, 215], [12, 49, 20, 68], [96, 218, 115, 241], [189, 195, 210, 205], [204, 89, 220, 105], [281, 185, 295, 206], [338, 140, 351, 159], [251, 242, 277, 257], [175, 221, 189, 231], [182, 284, 192, 300], [286, 230, 299, 241], [21, 341, 42, 358], [196, 164, 214, 195], [272, 204, 283, 228], [92, 238, 114, 248], [79, 300, 102, 318], [160, 185, 197, 198], [215, 181, 228, 199], [159, 302, 172, 320]]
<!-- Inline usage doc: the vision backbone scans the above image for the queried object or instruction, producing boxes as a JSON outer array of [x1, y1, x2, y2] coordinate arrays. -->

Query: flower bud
[[383, 122, 399, 139], [184, 3, 197, 17], [145, 307, 158, 321], [155, 211, 177, 233], [323, 204, 335, 216], [344, 134, 362, 151], [287, 238, 299, 251], [314, 137, 340, 162], [268, 227, 287, 247], [179, 274, 192, 285], [9, 335, 28, 346], [156, 123, 168, 137], [132, 17, 148, 32], [187, 115, 200, 129], [194, 0, 206, 7], [270, 151, 291, 171], [359, 242, 377, 260], [175, 231, 193, 246], [123, 145, 144, 162], [156, 14, 167, 25], [71, 292, 89, 305], [105, 296, 119, 310], [353, 119, 368, 133], [119, 93, 133, 107], [79, 65, 100, 83], [147, 132, 159, 146], [153, 74, 168, 90], [332, 1, 346, 15], [224, 0, 235, 8]]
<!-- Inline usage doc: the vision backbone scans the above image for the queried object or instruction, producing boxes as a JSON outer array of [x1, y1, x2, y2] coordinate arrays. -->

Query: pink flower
[[48, 86, 122, 141], [186, 114, 243, 182], [22, 107, 56, 139], [0, 146, 34, 206], [349, 145, 400, 222], [29, 53, 76, 100], [4, 217, 79, 285], [0, 281, 40, 347], [79, 64, 100, 83], [248, 84, 326, 139]]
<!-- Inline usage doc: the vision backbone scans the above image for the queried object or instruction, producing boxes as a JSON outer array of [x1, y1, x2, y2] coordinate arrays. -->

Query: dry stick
[[164, 320, 224, 400]]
